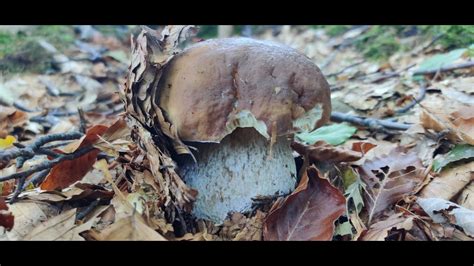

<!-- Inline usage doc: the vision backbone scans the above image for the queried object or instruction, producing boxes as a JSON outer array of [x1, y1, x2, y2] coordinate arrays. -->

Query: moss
[[421, 25, 474, 49], [0, 26, 74, 74], [354, 26, 401, 61]]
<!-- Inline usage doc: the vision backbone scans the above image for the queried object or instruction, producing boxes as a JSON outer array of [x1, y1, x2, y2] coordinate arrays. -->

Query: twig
[[0, 132, 83, 164], [413, 61, 474, 75], [367, 63, 417, 83], [76, 198, 101, 221], [326, 60, 365, 78], [78, 108, 88, 134], [330, 111, 411, 132], [9, 176, 27, 203], [22, 169, 50, 189], [0, 146, 95, 182], [395, 85, 427, 113]]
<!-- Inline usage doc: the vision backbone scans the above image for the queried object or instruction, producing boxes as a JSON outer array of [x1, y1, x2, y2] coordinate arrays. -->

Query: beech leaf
[[263, 166, 346, 240]]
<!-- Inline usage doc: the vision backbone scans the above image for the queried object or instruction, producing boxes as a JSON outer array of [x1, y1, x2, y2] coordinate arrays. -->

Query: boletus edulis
[[157, 38, 331, 223]]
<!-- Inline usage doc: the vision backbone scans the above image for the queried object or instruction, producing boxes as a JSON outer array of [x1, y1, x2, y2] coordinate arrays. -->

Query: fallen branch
[[395, 85, 427, 113], [0, 146, 95, 182], [330, 111, 411, 132], [413, 61, 474, 75], [0, 131, 83, 164]]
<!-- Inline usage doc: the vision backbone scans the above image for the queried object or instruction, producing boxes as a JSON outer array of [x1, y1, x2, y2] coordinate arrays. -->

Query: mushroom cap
[[158, 37, 331, 142]]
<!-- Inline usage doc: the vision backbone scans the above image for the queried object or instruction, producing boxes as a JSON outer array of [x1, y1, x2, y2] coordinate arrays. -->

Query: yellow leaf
[[0, 135, 16, 149]]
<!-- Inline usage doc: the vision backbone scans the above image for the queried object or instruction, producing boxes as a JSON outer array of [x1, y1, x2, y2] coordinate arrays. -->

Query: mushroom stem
[[179, 128, 297, 224]]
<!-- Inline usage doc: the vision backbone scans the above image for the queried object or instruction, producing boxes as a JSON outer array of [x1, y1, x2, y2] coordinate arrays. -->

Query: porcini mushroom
[[157, 38, 331, 223]]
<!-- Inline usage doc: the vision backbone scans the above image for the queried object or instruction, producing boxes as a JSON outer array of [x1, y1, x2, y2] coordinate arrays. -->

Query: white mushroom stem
[[179, 128, 297, 224]]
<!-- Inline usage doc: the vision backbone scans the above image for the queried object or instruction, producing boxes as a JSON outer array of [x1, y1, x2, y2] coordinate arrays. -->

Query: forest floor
[[0, 25, 473, 241]]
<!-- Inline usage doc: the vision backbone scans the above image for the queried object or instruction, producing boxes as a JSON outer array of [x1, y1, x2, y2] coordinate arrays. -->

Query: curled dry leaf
[[351, 142, 377, 155], [122, 26, 198, 211], [91, 214, 167, 241], [263, 166, 346, 241], [292, 140, 362, 164], [417, 197, 474, 237], [0, 106, 28, 138], [420, 161, 474, 201], [457, 181, 474, 210], [23, 208, 95, 240], [421, 105, 474, 146], [0, 197, 14, 231], [220, 211, 265, 241], [360, 212, 415, 241], [40, 125, 109, 190], [358, 147, 426, 224]]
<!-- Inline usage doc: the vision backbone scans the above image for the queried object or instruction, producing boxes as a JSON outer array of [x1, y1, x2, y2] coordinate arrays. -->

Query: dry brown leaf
[[0, 197, 14, 231], [0, 106, 28, 138], [420, 161, 474, 200], [360, 212, 414, 240], [457, 181, 474, 210], [23, 208, 95, 240], [292, 141, 362, 164], [358, 147, 426, 224], [351, 142, 377, 155], [0, 201, 59, 240], [91, 214, 166, 241], [263, 166, 346, 240], [40, 125, 109, 190], [421, 105, 474, 145], [220, 211, 265, 241]]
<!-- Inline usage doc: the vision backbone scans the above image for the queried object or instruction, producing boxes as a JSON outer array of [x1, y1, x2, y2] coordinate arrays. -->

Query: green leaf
[[345, 179, 365, 215], [295, 123, 357, 146], [334, 221, 353, 237], [433, 144, 474, 172], [416, 48, 466, 73], [105, 50, 130, 64], [342, 167, 358, 190]]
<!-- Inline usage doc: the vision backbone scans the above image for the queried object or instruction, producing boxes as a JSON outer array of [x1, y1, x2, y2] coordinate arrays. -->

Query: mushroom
[[157, 38, 331, 223]]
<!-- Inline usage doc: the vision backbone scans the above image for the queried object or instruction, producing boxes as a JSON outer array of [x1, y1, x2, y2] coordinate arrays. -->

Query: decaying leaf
[[91, 214, 166, 241], [292, 140, 362, 164], [40, 125, 109, 190], [0, 106, 28, 138], [358, 147, 426, 224], [457, 181, 474, 210], [263, 166, 346, 240], [420, 161, 474, 200], [220, 211, 265, 241], [421, 105, 474, 146], [351, 142, 377, 155], [360, 212, 415, 240], [0, 201, 59, 240], [432, 144, 474, 172], [23, 208, 95, 240], [417, 197, 474, 237], [122, 25, 198, 212], [0, 197, 14, 231]]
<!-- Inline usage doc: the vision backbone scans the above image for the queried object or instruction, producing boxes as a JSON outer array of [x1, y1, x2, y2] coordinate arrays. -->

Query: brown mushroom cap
[[158, 37, 331, 142]]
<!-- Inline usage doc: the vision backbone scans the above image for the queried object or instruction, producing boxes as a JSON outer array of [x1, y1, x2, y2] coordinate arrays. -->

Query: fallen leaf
[[433, 144, 474, 172], [295, 123, 357, 146], [351, 142, 377, 155], [334, 221, 353, 237], [0, 197, 14, 231], [263, 166, 346, 240], [91, 214, 166, 240], [40, 125, 109, 190], [291, 141, 362, 164], [360, 212, 414, 241], [420, 161, 474, 200], [1, 201, 59, 240], [0, 135, 16, 149], [457, 182, 474, 210], [416, 48, 467, 73], [0, 106, 28, 138], [23, 208, 95, 240], [421, 106, 474, 146], [417, 197, 474, 237], [358, 147, 426, 224]]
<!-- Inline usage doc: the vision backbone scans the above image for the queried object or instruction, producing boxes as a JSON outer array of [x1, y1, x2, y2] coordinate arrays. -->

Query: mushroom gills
[[179, 128, 297, 224]]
